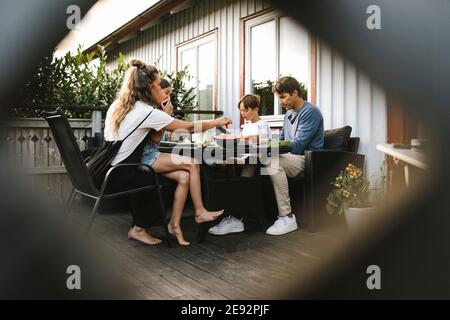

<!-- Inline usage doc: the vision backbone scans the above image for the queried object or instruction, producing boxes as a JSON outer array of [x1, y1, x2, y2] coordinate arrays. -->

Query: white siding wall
[[106, 0, 387, 181], [107, 0, 272, 130], [317, 41, 387, 181]]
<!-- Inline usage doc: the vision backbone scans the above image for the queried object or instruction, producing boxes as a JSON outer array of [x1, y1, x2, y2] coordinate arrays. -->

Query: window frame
[[241, 10, 317, 126], [175, 29, 218, 112]]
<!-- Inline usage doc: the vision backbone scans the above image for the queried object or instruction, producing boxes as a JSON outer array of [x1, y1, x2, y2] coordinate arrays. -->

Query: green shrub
[[12, 47, 198, 120], [11, 45, 125, 118]]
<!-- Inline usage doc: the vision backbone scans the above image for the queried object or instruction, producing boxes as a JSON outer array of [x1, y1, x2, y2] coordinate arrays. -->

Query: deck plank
[[97, 214, 237, 300], [112, 214, 320, 299], [104, 214, 258, 299], [71, 203, 335, 300]]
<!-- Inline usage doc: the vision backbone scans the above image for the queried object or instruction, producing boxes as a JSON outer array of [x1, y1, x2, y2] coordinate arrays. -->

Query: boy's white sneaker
[[266, 215, 298, 235], [208, 216, 244, 235]]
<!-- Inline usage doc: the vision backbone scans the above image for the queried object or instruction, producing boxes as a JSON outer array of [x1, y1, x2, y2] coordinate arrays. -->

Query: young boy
[[208, 94, 271, 235], [239, 94, 271, 143]]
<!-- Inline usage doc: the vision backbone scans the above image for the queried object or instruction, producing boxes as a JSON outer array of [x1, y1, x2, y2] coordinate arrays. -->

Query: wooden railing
[[1, 118, 96, 203], [0, 110, 222, 203]]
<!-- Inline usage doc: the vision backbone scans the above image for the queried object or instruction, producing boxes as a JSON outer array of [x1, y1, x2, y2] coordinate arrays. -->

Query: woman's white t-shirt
[[104, 100, 174, 165]]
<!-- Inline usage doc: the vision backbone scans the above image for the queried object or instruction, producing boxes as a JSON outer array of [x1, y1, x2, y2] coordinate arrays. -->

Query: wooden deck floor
[[85, 206, 336, 300]]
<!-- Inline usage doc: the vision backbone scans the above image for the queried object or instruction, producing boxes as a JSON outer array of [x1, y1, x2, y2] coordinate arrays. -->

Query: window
[[177, 31, 217, 120], [244, 11, 311, 120]]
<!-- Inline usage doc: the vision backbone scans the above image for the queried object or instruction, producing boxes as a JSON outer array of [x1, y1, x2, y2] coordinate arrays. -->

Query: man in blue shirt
[[266, 76, 324, 235]]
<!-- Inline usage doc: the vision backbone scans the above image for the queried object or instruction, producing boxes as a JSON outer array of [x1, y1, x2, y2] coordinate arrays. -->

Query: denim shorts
[[139, 140, 161, 171]]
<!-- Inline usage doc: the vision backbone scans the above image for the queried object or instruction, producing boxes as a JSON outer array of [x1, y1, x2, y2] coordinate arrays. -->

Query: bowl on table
[[214, 133, 241, 148]]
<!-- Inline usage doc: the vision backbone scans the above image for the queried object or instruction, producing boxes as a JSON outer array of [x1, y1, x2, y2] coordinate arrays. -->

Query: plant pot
[[344, 206, 376, 231]]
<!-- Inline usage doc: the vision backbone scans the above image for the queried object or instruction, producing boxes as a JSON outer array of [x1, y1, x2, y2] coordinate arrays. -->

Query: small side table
[[376, 143, 428, 188]]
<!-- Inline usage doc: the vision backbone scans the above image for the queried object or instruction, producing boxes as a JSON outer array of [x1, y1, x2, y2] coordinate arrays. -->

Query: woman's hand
[[164, 116, 232, 133], [216, 117, 232, 128], [161, 98, 174, 115]]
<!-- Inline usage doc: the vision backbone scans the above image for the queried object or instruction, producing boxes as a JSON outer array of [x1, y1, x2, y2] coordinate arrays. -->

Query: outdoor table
[[158, 141, 290, 164], [157, 141, 283, 241]]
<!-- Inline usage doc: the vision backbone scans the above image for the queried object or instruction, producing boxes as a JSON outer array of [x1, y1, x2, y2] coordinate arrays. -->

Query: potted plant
[[326, 163, 375, 230]]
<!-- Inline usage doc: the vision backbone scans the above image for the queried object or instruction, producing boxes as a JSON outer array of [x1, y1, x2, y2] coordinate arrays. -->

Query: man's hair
[[160, 78, 171, 89], [237, 94, 260, 111], [272, 76, 307, 100]]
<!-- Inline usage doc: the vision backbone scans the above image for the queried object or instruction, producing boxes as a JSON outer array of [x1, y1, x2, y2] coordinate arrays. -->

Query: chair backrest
[[41, 108, 98, 195], [348, 137, 360, 153], [323, 125, 360, 153]]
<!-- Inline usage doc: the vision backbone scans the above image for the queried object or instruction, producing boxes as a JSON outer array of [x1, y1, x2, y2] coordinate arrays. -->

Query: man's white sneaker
[[266, 215, 298, 235], [208, 216, 244, 235]]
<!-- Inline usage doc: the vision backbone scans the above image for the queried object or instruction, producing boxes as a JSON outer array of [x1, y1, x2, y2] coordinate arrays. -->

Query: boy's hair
[[272, 76, 307, 100], [237, 94, 261, 110], [160, 78, 171, 89]]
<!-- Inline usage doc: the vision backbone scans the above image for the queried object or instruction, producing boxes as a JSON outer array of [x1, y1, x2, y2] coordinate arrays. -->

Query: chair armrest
[[100, 163, 161, 194], [304, 150, 365, 187], [304, 150, 365, 173], [158, 146, 174, 154], [348, 137, 360, 153]]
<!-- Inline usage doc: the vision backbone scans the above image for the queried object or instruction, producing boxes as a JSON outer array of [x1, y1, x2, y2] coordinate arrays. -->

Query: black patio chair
[[289, 125, 365, 230], [41, 108, 170, 244]]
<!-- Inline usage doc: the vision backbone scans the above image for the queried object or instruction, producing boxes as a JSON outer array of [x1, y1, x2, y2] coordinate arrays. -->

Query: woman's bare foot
[[168, 224, 190, 246], [128, 226, 162, 245], [195, 209, 224, 224]]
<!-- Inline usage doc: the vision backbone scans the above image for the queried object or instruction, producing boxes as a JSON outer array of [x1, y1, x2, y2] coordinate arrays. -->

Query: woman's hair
[[160, 78, 171, 89], [111, 58, 159, 134], [237, 94, 261, 110]]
